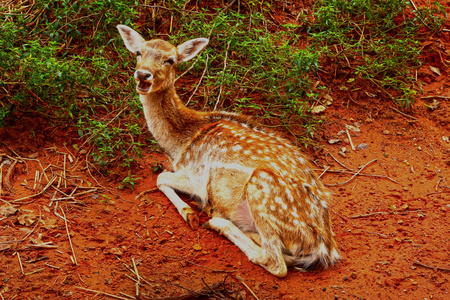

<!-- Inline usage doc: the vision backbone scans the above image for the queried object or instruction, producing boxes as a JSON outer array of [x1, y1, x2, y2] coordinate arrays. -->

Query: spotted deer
[[117, 25, 340, 277]]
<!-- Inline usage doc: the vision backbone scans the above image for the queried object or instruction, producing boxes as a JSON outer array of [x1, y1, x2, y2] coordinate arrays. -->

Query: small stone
[[398, 220, 404, 225], [338, 151, 346, 158], [344, 276, 348, 281], [351, 272, 357, 279], [192, 244, 202, 251], [384, 153, 389, 158], [418, 146, 422, 151], [357, 143, 369, 150], [329, 139, 341, 144], [383, 130, 390, 135], [311, 105, 327, 114], [323, 287, 327, 292]]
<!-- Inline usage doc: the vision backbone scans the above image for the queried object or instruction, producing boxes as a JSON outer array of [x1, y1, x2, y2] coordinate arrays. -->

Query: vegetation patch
[[0, 0, 446, 182]]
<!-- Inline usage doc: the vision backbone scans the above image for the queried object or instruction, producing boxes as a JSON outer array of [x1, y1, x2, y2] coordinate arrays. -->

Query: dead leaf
[[18, 214, 36, 227], [0, 206, 18, 217], [311, 105, 326, 114], [322, 94, 333, 106], [429, 66, 441, 76], [40, 217, 58, 230], [429, 99, 440, 110], [30, 233, 45, 245]]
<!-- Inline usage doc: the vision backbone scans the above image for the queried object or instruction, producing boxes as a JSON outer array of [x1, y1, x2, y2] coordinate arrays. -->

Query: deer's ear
[[117, 25, 145, 54], [177, 38, 209, 62]]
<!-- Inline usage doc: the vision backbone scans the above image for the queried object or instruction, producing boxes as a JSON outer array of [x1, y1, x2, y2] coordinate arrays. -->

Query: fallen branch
[[13, 176, 57, 202], [326, 159, 377, 187], [421, 95, 450, 99], [346, 128, 355, 151], [413, 261, 450, 272], [75, 286, 131, 300], [349, 212, 389, 219], [390, 106, 417, 121], [132, 258, 140, 297], [60, 207, 77, 265], [236, 276, 260, 300]]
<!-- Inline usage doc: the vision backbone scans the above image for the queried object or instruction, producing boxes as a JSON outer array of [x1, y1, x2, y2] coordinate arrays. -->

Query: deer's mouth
[[136, 81, 152, 94]]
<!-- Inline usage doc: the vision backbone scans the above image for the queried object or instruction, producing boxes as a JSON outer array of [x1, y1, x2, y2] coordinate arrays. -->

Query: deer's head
[[117, 25, 208, 95]]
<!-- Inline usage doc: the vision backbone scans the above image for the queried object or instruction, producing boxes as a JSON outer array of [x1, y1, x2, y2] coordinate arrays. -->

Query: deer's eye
[[135, 51, 141, 56], [164, 58, 175, 65]]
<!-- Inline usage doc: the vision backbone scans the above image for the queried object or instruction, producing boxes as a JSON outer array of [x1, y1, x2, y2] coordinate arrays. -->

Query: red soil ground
[[1, 1, 449, 299]]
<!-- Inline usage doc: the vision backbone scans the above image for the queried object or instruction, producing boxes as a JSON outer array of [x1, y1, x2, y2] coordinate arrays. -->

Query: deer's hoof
[[186, 212, 199, 230]]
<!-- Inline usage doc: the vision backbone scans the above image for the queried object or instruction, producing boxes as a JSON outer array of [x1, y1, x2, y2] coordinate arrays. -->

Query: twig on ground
[[421, 95, 450, 99], [390, 106, 418, 121], [331, 208, 348, 222], [118, 292, 136, 300], [326, 153, 356, 171], [425, 190, 450, 196], [413, 261, 450, 272], [201, 278, 224, 298], [317, 168, 400, 185], [16, 252, 24, 274], [45, 263, 60, 269], [349, 212, 389, 219], [13, 176, 57, 202], [436, 178, 443, 191], [346, 128, 355, 151], [317, 166, 330, 179], [135, 187, 159, 200], [132, 258, 140, 297], [163, 255, 234, 273], [75, 286, 131, 300], [365, 231, 387, 238], [24, 268, 45, 276], [236, 276, 260, 300], [123, 263, 154, 286], [326, 159, 377, 187], [60, 206, 77, 265]]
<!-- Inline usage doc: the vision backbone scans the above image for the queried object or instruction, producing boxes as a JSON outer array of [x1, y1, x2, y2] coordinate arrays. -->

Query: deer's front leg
[[157, 171, 199, 230]]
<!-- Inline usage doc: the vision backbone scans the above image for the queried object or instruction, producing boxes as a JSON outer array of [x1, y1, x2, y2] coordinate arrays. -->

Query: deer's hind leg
[[204, 168, 288, 277], [204, 217, 287, 277]]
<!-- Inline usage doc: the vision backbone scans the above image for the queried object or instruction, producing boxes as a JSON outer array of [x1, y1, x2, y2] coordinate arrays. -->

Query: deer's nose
[[135, 70, 153, 81]]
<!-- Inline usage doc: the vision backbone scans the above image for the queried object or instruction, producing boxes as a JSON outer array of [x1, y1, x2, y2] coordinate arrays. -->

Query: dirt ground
[[1, 2, 450, 300]]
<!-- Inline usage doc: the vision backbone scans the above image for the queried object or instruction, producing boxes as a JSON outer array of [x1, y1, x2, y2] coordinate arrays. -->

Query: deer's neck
[[139, 87, 206, 160]]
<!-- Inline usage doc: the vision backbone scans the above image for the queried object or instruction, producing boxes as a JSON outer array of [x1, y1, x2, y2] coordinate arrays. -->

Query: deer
[[117, 24, 340, 277]]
